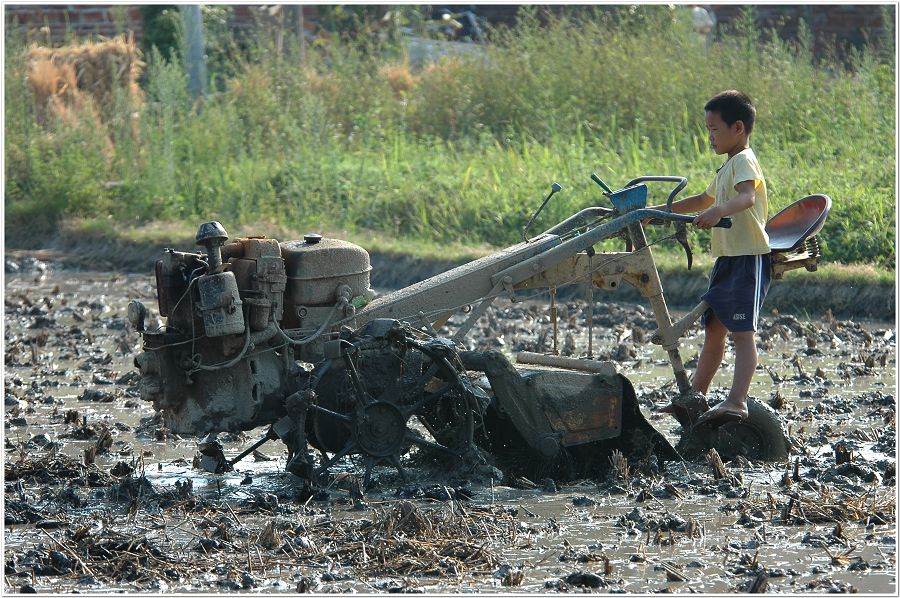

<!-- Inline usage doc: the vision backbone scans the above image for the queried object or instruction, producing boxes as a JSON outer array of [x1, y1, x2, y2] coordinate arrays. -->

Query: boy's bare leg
[[693, 330, 755, 423], [720, 330, 756, 415], [657, 313, 727, 414], [690, 314, 728, 394]]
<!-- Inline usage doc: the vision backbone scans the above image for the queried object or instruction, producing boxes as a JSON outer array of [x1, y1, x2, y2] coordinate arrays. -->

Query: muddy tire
[[677, 397, 790, 462], [716, 398, 790, 461]]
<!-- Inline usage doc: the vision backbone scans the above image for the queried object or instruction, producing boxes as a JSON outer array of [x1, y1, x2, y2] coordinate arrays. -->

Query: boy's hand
[[693, 206, 723, 229]]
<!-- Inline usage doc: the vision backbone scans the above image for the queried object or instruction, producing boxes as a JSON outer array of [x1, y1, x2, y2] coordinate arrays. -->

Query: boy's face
[[705, 110, 745, 156]]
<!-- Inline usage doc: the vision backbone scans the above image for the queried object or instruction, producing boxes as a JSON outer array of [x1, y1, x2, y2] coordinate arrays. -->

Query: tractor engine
[[132, 222, 373, 436], [130, 220, 684, 484]]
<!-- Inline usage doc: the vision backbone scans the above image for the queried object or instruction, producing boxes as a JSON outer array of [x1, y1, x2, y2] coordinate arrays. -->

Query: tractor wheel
[[715, 398, 790, 461], [676, 396, 790, 462]]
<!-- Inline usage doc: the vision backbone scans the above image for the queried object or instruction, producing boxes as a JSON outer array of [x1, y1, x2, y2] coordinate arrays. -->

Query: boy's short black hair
[[705, 90, 756, 135]]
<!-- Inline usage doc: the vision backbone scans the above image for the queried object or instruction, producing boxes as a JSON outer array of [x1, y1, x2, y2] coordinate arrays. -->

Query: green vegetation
[[138, 6, 181, 62], [5, 6, 896, 268]]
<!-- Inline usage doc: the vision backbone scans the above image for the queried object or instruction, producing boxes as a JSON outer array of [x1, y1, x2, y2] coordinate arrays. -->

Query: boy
[[656, 90, 771, 426]]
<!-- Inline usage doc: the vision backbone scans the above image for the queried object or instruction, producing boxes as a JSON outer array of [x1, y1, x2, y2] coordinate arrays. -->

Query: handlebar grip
[[642, 210, 732, 228]]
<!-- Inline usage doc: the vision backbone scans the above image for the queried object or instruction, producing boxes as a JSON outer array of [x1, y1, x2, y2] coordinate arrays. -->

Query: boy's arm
[[693, 180, 756, 228], [648, 191, 715, 215]]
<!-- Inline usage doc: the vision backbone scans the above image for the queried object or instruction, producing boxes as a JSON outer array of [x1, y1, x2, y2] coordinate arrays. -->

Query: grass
[[4, 6, 896, 269]]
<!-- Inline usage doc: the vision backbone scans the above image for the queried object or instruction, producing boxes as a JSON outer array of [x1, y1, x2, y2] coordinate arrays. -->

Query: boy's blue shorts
[[701, 254, 772, 332]]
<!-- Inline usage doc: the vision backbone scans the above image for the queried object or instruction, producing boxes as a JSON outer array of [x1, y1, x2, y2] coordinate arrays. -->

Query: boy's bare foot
[[694, 399, 749, 427]]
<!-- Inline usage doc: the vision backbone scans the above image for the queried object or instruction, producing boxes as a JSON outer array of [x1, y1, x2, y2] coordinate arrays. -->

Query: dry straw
[[26, 33, 144, 129]]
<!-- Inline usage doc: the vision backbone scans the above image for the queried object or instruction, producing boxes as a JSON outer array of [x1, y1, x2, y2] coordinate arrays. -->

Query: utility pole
[[296, 5, 305, 62], [182, 5, 207, 99]]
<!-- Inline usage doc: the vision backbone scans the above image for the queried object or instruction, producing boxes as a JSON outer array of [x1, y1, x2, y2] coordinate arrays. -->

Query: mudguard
[[460, 350, 679, 477]]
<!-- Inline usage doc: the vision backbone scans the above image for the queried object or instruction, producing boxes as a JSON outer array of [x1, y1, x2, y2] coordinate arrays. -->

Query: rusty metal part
[[306, 320, 485, 486], [651, 301, 709, 346], [516, 352, 618, 377], [196, 221, 228, 270], [357, 235, 558, 323], [462, 350, 678, 477], [462, 351, 620, 456], [771, 236, 822, 279], [623, 223, 691, 395], [126, 300, 147, 332], [450, 289, 498, 343], [227, 426, 278, 467], [514, 235, 692, 394], [154, 249, 203, 324], [230, 237, 287, 327], [136, 328, 298, 434], [674, 221, 693, 270], [550, 287, 559, 355], [586, 250, 594, 357], [198, 434, 231, 473]]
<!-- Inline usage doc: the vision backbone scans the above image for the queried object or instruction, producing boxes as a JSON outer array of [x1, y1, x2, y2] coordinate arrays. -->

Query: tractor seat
[[766, 194, 831, 252]]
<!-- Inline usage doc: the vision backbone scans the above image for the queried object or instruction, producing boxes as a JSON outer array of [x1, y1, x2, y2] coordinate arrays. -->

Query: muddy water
[[4, 267, 896, 593]]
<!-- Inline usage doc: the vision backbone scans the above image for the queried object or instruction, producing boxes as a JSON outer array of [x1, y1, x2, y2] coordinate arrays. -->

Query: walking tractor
[[129, 173, 831, 485]]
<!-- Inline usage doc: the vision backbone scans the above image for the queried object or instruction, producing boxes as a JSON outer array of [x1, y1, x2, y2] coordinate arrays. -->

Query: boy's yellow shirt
[[704, 147, 770, 258]]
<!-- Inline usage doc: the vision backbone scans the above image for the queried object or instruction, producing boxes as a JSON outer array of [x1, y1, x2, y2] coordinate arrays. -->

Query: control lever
[[590, 173, 613, 194], [674, 221, 692, 270], [640, 209, 732, 270], [522, 182, 563, 242]]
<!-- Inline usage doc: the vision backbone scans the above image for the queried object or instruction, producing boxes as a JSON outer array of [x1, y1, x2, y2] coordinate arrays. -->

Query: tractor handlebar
[[622, 176, 688, 211], [591, 173, 688, 213], [640, 209, 732, 229]]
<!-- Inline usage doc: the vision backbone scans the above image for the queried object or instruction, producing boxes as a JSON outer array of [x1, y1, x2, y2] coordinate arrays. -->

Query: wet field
[[4, 260, 896, 593]]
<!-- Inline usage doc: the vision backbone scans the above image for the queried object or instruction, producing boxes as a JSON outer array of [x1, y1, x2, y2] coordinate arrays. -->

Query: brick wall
[[709, 4, 893, 53], [3, 5, 317, 44], [5, 5, 144, 42]]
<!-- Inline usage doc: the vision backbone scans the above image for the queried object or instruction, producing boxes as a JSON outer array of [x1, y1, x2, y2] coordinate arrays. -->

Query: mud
[[3, 257, 897, 593]]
